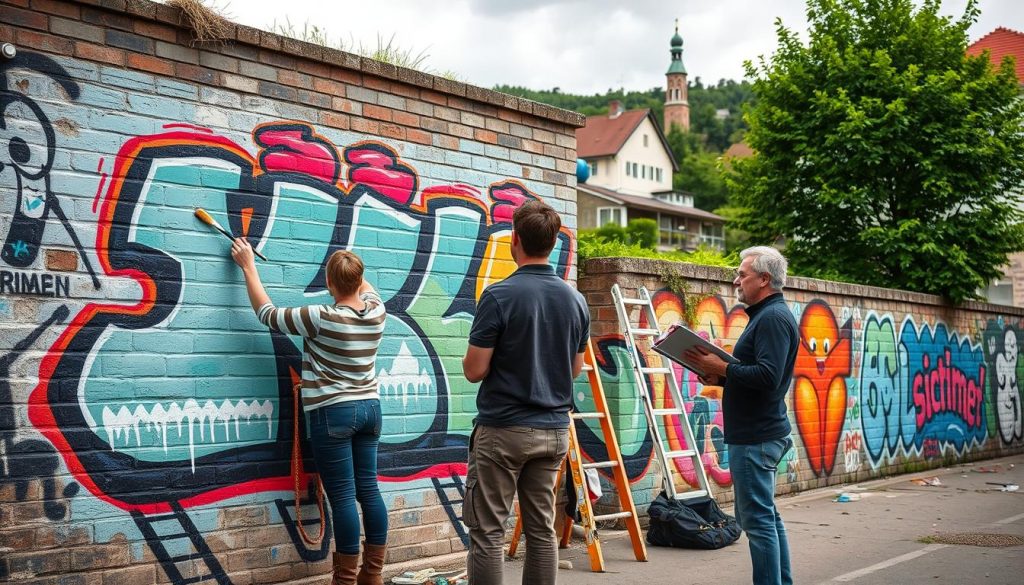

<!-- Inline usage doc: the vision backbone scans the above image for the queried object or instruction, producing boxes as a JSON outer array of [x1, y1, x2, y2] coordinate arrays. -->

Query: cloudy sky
[[228, 0, 1022, 95]]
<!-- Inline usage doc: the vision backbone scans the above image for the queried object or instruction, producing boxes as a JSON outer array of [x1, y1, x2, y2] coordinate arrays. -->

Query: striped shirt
[[256, 291, 386, 411]]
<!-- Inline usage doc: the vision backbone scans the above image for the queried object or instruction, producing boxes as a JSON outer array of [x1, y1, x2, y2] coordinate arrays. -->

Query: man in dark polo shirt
[[461, 200, 590, 585], [685, 246, 798, 585]]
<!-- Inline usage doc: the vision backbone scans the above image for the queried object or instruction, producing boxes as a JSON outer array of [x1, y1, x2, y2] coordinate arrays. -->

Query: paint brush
[[194, 208, 268, 261]]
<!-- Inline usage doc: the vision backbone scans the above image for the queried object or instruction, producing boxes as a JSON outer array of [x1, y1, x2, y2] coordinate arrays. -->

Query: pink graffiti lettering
[[912, 349, 985, 429], [345, 144, 417, 204], [254, 125, 339, 184]]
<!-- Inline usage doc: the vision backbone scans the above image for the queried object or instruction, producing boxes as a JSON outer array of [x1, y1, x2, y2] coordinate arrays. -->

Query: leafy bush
[[578, 231, 738, 268], [625, 219, 658, 250], [593, 222, 627, 244]]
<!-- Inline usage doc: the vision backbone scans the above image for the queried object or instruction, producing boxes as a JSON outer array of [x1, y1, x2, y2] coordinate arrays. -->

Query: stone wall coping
[[67, 0, 586, 128], [584, 256, 1024, 316]]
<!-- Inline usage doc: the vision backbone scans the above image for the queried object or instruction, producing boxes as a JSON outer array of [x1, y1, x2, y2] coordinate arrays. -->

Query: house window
[[625, 161, 631, 177], [659, 216, 685, 248], [986, 278, 1013, 305], [699, 223, 725, 250], [643, 134, 649, 147], [656, 168, 662, 182], [632, 162, 638, 177], [598, 207, 626, 227], [641, 165, 646, 179], [588, 161, 598, 177]]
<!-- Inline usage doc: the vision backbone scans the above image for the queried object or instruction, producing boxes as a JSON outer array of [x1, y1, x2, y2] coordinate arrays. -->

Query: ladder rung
[[593, 511, 635, 522], [619, 297, 647, 305], [652, 408, 683, 417], [640, 366, 672, 375], [581, 364, 594, 372], [630, 328, 661, 336], [674, 490, 709, 500], [665, 449, 697, 459], [582, 460, 619, 470], [571, 412, 606, 420]]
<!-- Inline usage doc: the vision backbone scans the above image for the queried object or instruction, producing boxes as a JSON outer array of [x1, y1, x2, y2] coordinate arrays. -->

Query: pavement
[[495, 453, 1024, 585]]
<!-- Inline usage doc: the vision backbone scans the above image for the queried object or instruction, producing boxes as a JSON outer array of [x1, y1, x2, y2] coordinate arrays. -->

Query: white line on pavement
[[818, 510, 1024, 584], [994, 511, 1024, 525], [818, 544, 949, 584]]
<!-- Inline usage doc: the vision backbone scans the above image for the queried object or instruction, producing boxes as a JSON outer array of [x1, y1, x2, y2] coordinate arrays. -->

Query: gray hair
[[740, 246, 788, 290]]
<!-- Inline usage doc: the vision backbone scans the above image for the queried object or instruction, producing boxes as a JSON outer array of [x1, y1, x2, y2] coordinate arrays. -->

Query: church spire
[[668, 19, 686, 74], [664, 19, 690, 131]]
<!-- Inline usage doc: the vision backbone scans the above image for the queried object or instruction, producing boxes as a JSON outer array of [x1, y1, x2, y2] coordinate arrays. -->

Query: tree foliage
[[730, 0, 1024, 303]]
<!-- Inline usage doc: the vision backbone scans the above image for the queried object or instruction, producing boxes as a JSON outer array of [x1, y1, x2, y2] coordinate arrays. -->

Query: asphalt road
[[501, 453, 1024, 585]]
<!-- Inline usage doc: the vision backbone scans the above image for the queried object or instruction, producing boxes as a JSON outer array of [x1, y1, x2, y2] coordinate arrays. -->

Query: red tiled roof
[[576, 109, 650, 158], [724, 141, 754, 159], [579, 184, 724, 222], [967, 27, 1024, 82]]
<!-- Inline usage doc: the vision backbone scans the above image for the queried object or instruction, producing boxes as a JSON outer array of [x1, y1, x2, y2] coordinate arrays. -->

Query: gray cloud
[[231, 0, 1022, 95]]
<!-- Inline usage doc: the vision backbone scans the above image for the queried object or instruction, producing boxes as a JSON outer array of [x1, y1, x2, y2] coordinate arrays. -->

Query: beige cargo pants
[[463, 424, 569, 585]]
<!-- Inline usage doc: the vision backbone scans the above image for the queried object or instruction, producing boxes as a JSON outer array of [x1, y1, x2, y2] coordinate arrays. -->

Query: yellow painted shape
[[475, 232, 516, 299]]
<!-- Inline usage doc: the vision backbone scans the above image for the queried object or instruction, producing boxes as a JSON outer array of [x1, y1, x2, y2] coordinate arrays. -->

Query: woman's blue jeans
[[728, 437, 793, 585], [308, 399, 388, 554]]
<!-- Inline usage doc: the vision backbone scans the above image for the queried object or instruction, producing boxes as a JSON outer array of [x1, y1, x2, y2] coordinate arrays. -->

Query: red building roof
[[576, 109, 650, 158], [967, 27, 1024, 82]]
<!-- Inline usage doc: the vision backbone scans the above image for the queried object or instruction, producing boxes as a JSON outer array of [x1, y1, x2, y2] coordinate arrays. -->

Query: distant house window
[[986, 278, 1013, 305], [656, 168, 662, 182], [592, 161, 598, 176], [632, 162, 638, 177], [699, 223, 725, 250], [598, 207, 626, 227], [625, 161, 631, 177], [644, 134, 649, 147], [641, 165, 646, 179]]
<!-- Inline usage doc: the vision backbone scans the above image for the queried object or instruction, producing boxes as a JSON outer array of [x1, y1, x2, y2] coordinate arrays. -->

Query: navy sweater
[[722, 292, 798, 444]]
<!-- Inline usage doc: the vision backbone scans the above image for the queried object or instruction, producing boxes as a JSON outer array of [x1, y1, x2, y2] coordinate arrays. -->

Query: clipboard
[[651, 324, 739, 378]]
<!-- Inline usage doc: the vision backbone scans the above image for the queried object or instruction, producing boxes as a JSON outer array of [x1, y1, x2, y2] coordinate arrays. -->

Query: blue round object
[[576, 158, 590, 184]]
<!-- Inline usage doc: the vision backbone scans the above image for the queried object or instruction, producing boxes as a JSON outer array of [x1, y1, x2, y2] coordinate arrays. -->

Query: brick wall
[[0, 0, 582, 582], [578, 257, 1024, 513]]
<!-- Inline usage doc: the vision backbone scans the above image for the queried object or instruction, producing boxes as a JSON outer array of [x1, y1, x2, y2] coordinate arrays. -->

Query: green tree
[[730, 0, 1024, 303], [666, 126, 731, 211]]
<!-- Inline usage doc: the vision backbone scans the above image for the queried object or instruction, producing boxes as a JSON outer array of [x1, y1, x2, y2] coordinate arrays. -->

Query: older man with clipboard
[[678, 246, 799, 585]]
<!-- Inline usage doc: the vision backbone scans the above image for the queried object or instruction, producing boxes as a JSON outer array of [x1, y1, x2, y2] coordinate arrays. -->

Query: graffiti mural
[[32, 119, 572, 508], [859, 315, 988, 466], [0, 50, 580, 582], [981, 320, 1024, 445], [793, 300, 852, 476]]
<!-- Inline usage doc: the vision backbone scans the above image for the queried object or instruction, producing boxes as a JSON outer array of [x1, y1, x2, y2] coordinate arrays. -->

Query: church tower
[[664, 19, 690, 132]]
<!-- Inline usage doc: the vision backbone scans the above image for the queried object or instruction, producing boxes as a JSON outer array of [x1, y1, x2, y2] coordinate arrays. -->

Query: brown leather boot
[[356, 542, 387, 585], [332, 551, 359, 585]]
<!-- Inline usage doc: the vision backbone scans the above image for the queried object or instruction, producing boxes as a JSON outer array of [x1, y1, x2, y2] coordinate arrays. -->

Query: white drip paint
[[100, 398, 274, 472], [378, 342, 433, 408]]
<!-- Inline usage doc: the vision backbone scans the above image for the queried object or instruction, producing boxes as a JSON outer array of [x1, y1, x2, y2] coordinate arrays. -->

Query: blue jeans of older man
[[729, 437, 793, 585]]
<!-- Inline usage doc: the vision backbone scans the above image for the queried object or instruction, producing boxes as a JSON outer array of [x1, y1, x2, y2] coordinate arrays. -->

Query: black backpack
[[646, 491, 742, 549]]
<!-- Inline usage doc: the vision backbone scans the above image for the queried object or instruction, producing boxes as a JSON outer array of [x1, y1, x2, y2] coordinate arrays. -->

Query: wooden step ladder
[[507, 338, 647, 572], [611, 284, 713, 502]]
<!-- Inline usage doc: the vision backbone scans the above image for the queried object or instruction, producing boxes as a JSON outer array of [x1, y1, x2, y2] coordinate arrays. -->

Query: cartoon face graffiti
[[794, 301, 851, 476], [0, 52, 97, 286], [0, 54, 73, 267]]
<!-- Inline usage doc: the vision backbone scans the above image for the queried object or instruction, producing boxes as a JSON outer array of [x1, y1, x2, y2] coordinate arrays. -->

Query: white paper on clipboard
[[651, 324, 739, 378]]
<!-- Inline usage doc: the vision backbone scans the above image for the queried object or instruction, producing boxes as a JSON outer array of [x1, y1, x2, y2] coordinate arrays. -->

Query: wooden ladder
[[507, 338, 647, 572]]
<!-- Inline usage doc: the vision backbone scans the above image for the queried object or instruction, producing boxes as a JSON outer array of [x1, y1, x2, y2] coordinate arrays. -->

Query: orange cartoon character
[[794, 301, 852, 476]]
